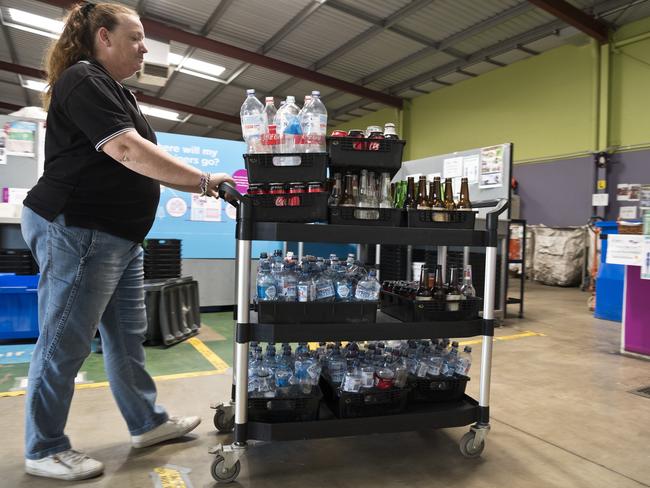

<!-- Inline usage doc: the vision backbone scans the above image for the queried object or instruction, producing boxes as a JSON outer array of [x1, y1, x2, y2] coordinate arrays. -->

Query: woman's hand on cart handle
[[206, 173, 236, 199]]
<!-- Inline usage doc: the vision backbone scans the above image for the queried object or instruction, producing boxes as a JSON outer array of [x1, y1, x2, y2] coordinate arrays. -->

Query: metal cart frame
[[209, 183, 508, 483]]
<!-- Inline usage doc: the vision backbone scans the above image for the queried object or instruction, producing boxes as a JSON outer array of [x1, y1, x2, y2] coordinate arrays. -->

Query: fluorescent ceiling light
[[139, 104, 181, 121], [168, 52, 226, 78], [23, 79, 48, 92], [7, 8, 64, 38], [178, 68, 226, 83]]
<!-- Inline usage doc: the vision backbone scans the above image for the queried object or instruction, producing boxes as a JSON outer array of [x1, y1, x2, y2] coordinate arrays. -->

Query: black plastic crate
[[143, 238, 181, 250], [256, 300, 377, 324], [248, 385, 322, 423], [244, 153, 328, 184], [327, 137, 406, 172], [380, 291, 481, 322], [407, 210, 477, 229], [408, 375, 469, 403], [320, 377, 409, 419], [328, 206, 405, 227], [0, 249, 38, 275], [249, 192, 328, 223]]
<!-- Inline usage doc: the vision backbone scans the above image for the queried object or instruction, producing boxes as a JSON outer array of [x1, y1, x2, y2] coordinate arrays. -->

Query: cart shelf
[[237, 312, 492, 343], [246, 222, 488, 247], [247, 395, 479, 442]]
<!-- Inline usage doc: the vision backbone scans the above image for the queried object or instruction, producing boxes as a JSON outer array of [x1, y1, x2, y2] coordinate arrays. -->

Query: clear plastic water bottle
[[333, 260, 353, 302], [327, 346, 346, 384], [297, 258, 314, 302], [301, 90, 327, 153], [354, 269, 380, 301], [278, 259, 298, 302], [313, 265, 335, 302], [256, 259, 277, 301], [263, 343, 277, 372], [248, 346, 263, 393], [240, 89, 264, 153], [262, 96, 276, 132], [455, 346, 472, 377], [274, 95, 302, 165], [442, 341, 460, 377], [275, 348, 294, 388], [426, 344, 444, 377]]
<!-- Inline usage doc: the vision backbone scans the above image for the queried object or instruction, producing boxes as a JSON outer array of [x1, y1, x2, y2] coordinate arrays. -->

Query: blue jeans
[[21, 207, 168, 460]]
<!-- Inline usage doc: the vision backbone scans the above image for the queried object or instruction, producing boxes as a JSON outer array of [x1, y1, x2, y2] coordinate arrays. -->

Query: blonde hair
[[42, 2, 137, 109]]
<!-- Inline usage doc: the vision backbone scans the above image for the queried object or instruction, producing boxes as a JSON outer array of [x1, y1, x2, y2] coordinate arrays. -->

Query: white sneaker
[[131, 416, 201, 448], [25, 449, 104, 481]]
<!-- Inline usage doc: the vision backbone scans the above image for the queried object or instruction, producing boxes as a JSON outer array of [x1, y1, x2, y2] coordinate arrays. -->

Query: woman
[[21, 2, 235, 481]]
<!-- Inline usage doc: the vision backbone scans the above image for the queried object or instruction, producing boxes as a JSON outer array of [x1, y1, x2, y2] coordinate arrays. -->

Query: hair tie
[[81, 2, 95, 17]]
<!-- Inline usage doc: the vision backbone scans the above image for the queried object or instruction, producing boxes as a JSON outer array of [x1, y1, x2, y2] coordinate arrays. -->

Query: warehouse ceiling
[[1, 0, 649, 141]]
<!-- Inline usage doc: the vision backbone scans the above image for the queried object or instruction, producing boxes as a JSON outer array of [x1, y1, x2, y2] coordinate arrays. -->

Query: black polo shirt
[[24, 58, 160, 243]]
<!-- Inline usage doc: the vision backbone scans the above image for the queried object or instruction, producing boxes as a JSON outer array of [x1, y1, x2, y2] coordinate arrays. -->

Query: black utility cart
[[209, 182, 507, 483]]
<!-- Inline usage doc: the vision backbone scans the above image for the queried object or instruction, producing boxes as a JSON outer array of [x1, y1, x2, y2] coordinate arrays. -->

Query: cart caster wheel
[[214, 409, 234, 433], [460, 431, 485, 458], [211, 455, 240, 483]]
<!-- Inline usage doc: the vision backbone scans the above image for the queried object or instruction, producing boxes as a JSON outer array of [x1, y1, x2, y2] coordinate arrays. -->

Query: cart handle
[[217, 182, 243, 208], [480, 198, 509, 243]]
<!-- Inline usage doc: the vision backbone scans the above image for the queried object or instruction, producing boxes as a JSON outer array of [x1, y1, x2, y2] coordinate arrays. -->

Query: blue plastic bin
[[594, 222, 623, 322], [0, 274, 40, 340]]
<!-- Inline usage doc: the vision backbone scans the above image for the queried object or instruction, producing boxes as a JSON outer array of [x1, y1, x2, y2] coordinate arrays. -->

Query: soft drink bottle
[[301, 90, 327, 153], [262, 97, 276, 133], [240, 89, 264, 153]]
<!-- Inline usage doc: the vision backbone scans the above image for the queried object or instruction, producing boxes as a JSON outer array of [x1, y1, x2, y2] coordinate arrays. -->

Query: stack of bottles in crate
[[256, 250, 380, 303], [246, 339, 473, 419]]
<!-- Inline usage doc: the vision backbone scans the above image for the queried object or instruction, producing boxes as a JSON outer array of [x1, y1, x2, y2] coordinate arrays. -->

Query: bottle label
[[281, 284, 297, 300], [241, 114, 263, 137], [315, 282, 335, 299], [455, 358, 471, 376], [415, 361, 429, 378], [355, 287, 376, 301], [414, 295, 432, 301], [446, 293, 461, 311], [428, 359, 442, 376], [263, 285, 277, 300], [336, 283, 350, 298], [297, 283, 310, 302], [342, 373, 362, 393]]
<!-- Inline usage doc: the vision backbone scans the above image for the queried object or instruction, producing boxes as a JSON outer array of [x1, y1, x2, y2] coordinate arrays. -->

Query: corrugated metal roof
[[332, 0, 415, 19], [366, 50, 458, 91], [159, 71, 218, 105], [203, 84, 247, 114], [323, 30, 427, 82], [9, 28, 49, 69], [207, 0, 314, 53], [396, 0, 526, 43], [144, 0, 222, 32], [233, 65, 294, 93], [269, 6, 373, 67]]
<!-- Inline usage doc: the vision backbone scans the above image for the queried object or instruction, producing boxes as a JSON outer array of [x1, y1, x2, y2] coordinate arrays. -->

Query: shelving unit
[[506, 219, 526, 318], [208, 182, 508, 483]]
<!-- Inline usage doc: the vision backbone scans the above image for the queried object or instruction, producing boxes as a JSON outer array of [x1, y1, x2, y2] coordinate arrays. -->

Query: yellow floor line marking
[[459, 330, 546, 346], [186, 337, 230, 373], [0, 369, 221, 398]]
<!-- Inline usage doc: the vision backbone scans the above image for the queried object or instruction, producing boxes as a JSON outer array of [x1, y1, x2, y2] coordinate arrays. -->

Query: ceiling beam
[[35, 0, 402, 108], [527, 0, 610, 43], [0, 61, 241, 125], [0, 101, 23, 112]]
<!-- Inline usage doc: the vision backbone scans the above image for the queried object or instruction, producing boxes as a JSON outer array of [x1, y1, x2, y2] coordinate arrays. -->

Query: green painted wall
[[335, 16, 650, 164], [610, 17, 650, 149]]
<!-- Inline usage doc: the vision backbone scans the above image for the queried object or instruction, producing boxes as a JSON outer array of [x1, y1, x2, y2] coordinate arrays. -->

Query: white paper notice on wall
[[443, 157, 463, 179], [592, 193, 609, 207], [462, 155, 479, 184], [606, 234, 643, 266], [619, 206, 638, 220]]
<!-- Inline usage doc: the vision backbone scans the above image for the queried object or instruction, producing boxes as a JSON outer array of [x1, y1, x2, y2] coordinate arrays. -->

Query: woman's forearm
[[102, 130, 203, 191]]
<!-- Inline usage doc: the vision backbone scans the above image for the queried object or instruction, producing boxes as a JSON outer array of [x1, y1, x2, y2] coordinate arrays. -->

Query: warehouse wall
[[334, 16, 650, 226]]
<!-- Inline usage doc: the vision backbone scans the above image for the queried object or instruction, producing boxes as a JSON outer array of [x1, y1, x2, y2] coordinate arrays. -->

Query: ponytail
[[42, 2, 136, 110]]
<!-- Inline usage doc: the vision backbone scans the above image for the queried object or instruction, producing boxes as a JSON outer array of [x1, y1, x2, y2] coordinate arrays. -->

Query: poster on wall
[[642, 236, 650, 280], [617, 184, 641, 201], [148, 132, 279, 259], [4, 120, 36, 157], [479, 145, 504, 188]]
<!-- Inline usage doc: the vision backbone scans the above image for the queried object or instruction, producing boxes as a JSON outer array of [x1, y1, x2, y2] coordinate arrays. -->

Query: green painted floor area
[[0, 312, 235, 393]]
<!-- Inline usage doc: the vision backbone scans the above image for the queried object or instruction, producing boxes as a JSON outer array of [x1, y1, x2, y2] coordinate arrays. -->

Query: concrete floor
[[1, 282, 649, 487]]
